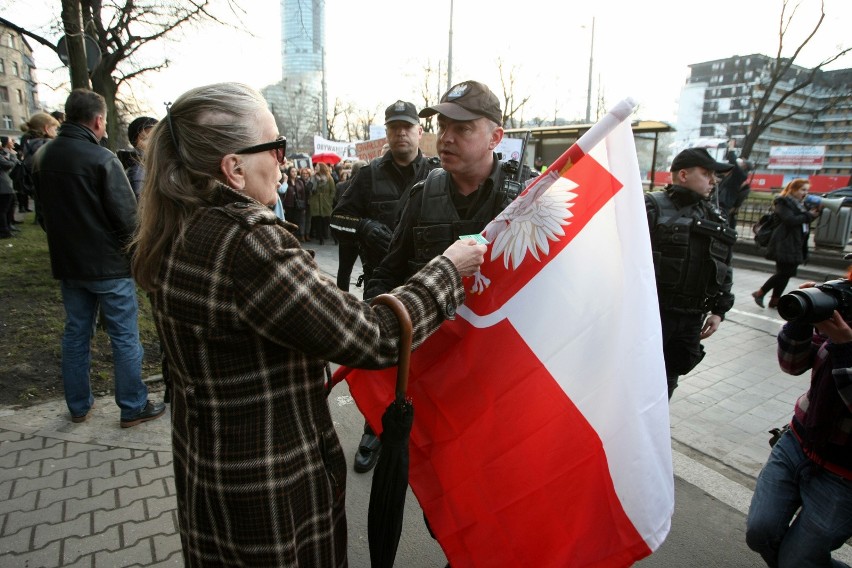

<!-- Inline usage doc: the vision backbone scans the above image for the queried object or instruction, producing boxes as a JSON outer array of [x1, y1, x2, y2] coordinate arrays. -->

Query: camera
[[776, 279, 852, 323]]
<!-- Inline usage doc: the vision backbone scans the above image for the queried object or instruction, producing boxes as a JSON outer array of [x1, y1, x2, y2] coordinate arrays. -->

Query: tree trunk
[[90, 64, 121, 149], [60, 0, 90, 90]]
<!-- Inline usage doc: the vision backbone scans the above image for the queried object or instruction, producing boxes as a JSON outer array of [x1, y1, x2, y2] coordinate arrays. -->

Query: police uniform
[[330, 149, 438, 291], [646, 184, 737, 398], [366, 155, 517, 300]]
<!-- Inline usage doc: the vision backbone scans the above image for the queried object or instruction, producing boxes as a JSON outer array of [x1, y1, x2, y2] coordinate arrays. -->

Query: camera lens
[[777, 288, 839, 323]]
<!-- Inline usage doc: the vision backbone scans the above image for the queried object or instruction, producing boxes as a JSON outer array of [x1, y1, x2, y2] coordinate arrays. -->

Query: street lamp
[[585, 16, 595, 123], [447, 0, 454, 91]]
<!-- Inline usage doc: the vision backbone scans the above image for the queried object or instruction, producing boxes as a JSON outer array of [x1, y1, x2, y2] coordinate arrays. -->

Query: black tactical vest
[[647, 190, 737, 311], [406, 167, 511, 276]]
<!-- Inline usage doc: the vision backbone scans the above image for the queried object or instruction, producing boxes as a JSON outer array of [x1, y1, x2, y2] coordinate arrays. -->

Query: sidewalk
[[1, 243, 850, 566]]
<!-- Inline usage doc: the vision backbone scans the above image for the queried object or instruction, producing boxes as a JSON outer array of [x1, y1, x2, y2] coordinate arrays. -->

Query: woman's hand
[[814, 310, 852, 344], [442, 240, 487, 278]]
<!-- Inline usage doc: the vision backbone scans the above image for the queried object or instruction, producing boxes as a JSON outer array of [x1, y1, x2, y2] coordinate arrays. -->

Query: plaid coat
[[151, 186, 464, 566]]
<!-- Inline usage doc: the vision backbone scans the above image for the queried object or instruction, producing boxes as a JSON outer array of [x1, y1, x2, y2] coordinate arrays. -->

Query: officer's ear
[[488, 125, 504, 151], [221, 154, 246, 189]]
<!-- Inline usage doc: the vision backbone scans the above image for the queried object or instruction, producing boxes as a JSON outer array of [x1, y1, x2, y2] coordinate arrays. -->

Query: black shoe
[[353, 433, 382, 473], [120, 400, 166, 428]]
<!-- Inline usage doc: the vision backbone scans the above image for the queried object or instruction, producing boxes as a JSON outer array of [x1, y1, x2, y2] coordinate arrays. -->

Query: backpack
[[753, 212, 779, 247]]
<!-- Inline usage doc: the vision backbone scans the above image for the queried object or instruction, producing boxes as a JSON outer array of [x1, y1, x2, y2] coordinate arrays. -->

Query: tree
[[417, 60, 446, 133], [497, 58, 530, 129], [738, 0, 851, 159]]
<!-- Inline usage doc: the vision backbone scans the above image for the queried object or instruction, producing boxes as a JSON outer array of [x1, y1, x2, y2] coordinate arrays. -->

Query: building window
[[2, 115, 12, 130], [12, 62, 19, 77], [0, 87, 8, 102], [6, 34, 13, 48], [0, 59, 4, 74], [16, 89, 23, 104]]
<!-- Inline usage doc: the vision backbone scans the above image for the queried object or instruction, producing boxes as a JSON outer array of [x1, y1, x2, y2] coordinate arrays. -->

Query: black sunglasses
[[235, 136, 287, 164]]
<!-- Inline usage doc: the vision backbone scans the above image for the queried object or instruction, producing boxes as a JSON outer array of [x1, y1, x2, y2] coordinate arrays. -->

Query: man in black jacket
[[645, 148, 737, 399], [330, 100, 439, 473], [32, 89, 165, 428]]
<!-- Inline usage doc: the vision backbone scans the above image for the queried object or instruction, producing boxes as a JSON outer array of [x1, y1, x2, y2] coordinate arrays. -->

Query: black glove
[[357, 219, 393, 260]]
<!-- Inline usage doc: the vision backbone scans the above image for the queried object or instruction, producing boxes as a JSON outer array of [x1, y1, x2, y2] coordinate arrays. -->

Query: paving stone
[[146, 494, 178, 519], [0, 525, 32, 554], [33, 510, 92, 549], [41, 451, 89, 474], [91, 470, 138, 496], [0, 479, 11, 501], [65, 441, 109, 457], [11, 468, 65, 498], [93, 500, 145, 534], [0, 436, 43, 457], [139, 464, 174, 486], [0, 460, 40, 486], [4, 501, 63, 536], [0, 429, 23, 443], [16, 439, 66, 467], [152, 533, 184, 564], [123, 511, 176, 547], [88, 447, 134, 468], [93, 536, 152, 568], [38, 479, 91, 508], [66, 461, 113, 486], [119, 479, 167, 508], [66, 489, 118, 521], [64, 525, 119, 564], [0, 488, 37, 516], [114, 453, 158, 477], [2, 540, 61, 568]]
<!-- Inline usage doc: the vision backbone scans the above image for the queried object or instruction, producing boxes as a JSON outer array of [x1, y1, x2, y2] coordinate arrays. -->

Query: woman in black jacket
[[753, 179, 820, 308]]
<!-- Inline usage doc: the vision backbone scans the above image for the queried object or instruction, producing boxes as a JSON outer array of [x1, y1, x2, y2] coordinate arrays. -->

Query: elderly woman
[[130, 83, 485, 566]]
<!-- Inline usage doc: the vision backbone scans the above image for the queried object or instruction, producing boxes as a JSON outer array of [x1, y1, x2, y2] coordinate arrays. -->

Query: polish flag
[[340, 98, 673, 567]]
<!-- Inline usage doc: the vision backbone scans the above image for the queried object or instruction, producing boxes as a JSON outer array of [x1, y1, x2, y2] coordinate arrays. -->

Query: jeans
[[61, 278, 148, 420], [746, 430, 852, 568]]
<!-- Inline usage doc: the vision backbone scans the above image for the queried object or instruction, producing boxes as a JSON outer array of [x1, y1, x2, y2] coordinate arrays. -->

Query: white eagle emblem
[[490, 177, 578, 270]]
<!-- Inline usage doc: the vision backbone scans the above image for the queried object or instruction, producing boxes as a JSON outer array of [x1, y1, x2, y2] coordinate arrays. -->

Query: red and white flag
[[340, 98, 673, 567]]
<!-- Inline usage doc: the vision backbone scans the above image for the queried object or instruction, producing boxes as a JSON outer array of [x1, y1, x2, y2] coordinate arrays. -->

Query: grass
[[0, 212, 162, 407]]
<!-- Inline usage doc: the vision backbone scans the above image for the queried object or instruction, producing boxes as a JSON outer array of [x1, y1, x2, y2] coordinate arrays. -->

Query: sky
[[4, 0, 851, 130]]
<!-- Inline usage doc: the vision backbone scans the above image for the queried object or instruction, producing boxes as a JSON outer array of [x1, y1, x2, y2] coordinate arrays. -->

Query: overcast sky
[[6, 0, 851, 127]]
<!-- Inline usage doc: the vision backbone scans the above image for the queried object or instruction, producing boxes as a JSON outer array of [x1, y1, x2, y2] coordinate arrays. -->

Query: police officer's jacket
[[645, 184, 736, 318], [330, 149, 438, 238], [366, 156, 511, 300]]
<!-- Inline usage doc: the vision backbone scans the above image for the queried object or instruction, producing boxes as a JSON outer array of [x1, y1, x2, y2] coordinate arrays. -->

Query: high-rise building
[[675, 54, 852, 180], [262, 0, 326, 153], [0, 25, 41, 141]]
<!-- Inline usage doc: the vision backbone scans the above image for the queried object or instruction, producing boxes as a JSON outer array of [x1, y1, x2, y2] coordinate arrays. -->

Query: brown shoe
[[768, 296, 781, 309], [752, 290, 765, 308], [120, 400, 166, 428], [71, 401, 95, 423]]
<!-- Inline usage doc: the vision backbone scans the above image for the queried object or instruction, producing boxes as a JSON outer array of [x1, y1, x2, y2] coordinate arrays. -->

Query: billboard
[[768, 146, 825, 170]]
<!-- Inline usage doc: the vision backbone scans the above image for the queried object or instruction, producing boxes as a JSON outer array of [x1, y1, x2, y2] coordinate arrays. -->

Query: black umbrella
[[368, 294, 413, 568]]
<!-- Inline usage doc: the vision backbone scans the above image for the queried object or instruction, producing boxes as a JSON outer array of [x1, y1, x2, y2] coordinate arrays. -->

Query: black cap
[[670, 148, 734, 173], [128, 116, 158, 146], [384, 100, 419, 125], [419, 80, 503, 125]]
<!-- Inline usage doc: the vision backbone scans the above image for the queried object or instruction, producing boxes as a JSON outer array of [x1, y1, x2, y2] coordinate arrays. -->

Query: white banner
[[312, 136, 358, 159]]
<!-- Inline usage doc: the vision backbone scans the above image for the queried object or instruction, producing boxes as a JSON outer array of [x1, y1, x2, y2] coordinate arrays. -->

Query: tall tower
[[265, 0, 326, 152]]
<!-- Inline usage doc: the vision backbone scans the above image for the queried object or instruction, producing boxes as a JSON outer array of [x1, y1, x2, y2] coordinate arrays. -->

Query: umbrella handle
[[370, 294, 412, 401]]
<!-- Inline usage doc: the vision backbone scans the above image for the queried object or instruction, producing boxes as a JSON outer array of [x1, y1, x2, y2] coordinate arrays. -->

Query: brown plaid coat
[[151, 187, 464, 566]]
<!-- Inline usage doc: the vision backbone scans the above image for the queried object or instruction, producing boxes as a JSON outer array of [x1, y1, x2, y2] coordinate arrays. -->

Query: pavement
[[3, 240, 852, 567]]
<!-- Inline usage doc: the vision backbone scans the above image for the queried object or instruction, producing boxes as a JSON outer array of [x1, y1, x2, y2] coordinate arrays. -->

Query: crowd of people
[[8, 79, 850, 567]]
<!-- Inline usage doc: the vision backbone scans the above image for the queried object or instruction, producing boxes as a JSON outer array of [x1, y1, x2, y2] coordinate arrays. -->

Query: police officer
[[646, 148, 737, 399], [330, 99, 439, 473], [367, 80, 522, 300]]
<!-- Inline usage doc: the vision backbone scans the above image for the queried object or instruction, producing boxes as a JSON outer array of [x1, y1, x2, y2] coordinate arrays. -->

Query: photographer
[[746, 279, 852, 568]]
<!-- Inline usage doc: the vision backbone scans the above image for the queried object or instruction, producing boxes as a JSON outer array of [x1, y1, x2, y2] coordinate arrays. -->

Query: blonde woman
[[19, 112, 60, 222]]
